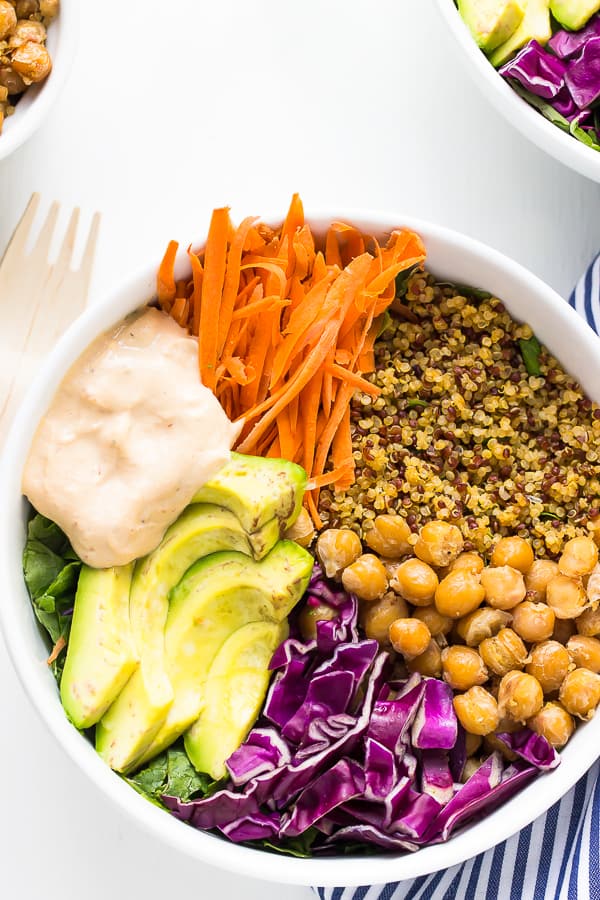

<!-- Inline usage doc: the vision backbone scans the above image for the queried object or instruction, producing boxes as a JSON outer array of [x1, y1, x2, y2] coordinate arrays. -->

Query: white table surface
[[2, 1, 600, 898]]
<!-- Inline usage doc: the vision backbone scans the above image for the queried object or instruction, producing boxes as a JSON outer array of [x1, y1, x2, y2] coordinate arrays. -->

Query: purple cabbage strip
[[564, 36, 600, 110], [495, 729, 559, 771], [226, 727, 290, 786], [499, 40, 567, 100], [421, 750, 455, 807], [411, 678, 457, 751], [280, 758, 365, 837], [281, 670, 355, 743], [548, 14, 600, 60], [220, 811, 281, 843]]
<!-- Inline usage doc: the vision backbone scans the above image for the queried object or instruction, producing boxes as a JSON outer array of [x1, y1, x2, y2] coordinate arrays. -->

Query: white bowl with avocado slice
[[1, 212, 600, 886], [436, 0, 600, 182]]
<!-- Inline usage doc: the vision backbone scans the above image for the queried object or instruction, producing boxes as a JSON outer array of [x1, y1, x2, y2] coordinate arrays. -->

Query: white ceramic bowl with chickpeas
[[1, 211, 600, 886], [0, 0, 76, 162]]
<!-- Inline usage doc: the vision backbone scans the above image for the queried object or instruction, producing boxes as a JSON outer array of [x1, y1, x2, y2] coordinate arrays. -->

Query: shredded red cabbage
[[162, 566, 559, 854]]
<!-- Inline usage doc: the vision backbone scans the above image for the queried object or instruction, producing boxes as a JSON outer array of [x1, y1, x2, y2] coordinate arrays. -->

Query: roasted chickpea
[[480, 565, 526, 611], [526, 640, 572, 694], [559, 536, 599, 579], [491, 536, 534, 573], [441, 645, 488, 691], [359, 591, 408, 645], [0, 1, 17, 40], [525, 558, 559, 602], [414, 520, 464, 567], [434, 570, 485, 619], [449, 551, 485, 576], [0, 64, 26, 94], [390, 558, 438, 606], [465, 731, 482, 757], [284, 507, 315, 548], [566, 635, 600, 673], [316, 528, 362, 579], [16, 0, 39, 17], [11, 41, 52, 82], [576, 605, 600, 637], [298, 601, 337, 641], [546, 574, 588, 620], [8, 18, 46, 47], [479, 628, 528, 676], [528, 702, 575, 749], [453, 686, 500, 736], [342, 553, 388, 602], [364, 514, 411, 558], [412, 604, 454, 637], [589, 519, 600, 548], [389, 617, 431, 659], [559, 668, 600, 720], [406, 639, 443, 678], [40, 0, 59, 18], [586, 564, 600, 606], [461, 756, 482, 782], [511, 600, 555, 643], [497, 670, 543, 723], [456, 607, 512, 646]]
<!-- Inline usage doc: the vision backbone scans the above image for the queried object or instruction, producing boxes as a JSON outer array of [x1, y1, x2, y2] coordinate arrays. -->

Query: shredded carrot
[[47, 635, 66, 666], [157, 195, 426, 524], [157, 239, 178, 308]]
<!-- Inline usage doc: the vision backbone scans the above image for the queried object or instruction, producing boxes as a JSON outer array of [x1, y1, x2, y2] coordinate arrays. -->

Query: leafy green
[[394, 263, 420, 299], [406, 399, 428, 409], [260, 827, 320, 858], [125, 745, 214, 807], [510, 83, 600, 152], [436, 281, 492, 301], [23, 513, 82, 680], [376, 310, 393, 337], [540, 510, 562, 521], [518, 336, 542, 376]]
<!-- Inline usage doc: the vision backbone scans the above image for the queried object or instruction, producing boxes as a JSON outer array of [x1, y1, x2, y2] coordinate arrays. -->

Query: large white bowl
[[1, 212, 600, 887], [435, 0, 600, 183], [0, 0, 77, 162]]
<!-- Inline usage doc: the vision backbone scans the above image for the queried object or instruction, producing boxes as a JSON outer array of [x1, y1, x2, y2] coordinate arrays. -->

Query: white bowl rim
[[1, 209, 600, 887], [434, 0, 600, 183], [0, 0, 78, 163]]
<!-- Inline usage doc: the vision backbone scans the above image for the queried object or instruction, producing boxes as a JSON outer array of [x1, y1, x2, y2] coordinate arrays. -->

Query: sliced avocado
[[192, 453, 307, 558], [490, 0, 551, 67], [96, 504, 254, 772], [134, 541, 313, 767], [550, 0, 600, 30], [184, 619, 288, 779], [59, 564, 136, 729], [458, 0, 525, 53]]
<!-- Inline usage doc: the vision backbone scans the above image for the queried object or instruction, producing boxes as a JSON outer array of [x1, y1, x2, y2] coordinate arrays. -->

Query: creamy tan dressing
[[23, 307, 241, 568]]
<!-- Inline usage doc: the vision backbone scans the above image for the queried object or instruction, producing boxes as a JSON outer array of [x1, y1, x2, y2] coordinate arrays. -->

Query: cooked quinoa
[[318, 271, 600, 558]]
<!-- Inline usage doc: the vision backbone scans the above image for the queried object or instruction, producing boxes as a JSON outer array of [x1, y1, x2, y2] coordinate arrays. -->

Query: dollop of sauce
[[23, 307, 241, 568]]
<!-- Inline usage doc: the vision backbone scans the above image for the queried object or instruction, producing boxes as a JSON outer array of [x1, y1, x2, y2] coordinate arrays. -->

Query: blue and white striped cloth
[[315, 256, 600, 900]]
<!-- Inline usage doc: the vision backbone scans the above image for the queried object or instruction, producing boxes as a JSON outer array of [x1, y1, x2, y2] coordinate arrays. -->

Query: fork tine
[[53, 206, 80, 274], [75, 210, 101, 295], [30, 200, 60, 262], [0, 192, 40, 263]]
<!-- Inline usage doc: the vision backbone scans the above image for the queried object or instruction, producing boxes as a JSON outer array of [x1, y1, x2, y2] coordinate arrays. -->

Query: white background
[[2, 1, 600, 898]]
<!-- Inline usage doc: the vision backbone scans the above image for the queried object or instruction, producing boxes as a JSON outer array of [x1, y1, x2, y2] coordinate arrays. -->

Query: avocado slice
[[458, 0, 525, 53], [184, 619, 288, 779], [134, 541, 313, 768], [60, 564, 136, 729], [550, 0, 600, 31], [95, 504, 255, 772], [192, 453, 307, 558], [490, 0, 551, 67]]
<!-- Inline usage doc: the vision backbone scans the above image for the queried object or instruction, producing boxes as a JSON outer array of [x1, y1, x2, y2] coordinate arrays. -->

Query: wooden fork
[[0, 194, 101, 450]]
